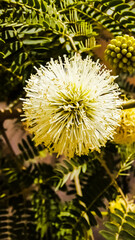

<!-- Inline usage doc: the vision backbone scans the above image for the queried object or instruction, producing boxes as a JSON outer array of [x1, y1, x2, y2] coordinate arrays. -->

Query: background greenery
[[0, 0, 135, 239]]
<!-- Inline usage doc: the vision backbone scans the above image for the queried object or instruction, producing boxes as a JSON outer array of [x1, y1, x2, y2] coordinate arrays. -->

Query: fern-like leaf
[[100, 196, 135, 240], [55, 157, 87, 190]]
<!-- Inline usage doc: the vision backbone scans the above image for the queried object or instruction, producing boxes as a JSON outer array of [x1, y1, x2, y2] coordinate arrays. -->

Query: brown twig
[[0, 108, 23, 123], [122, 100, 135, 110]]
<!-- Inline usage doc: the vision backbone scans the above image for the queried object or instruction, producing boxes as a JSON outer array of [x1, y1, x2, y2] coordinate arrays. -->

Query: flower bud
[[117, 53, 122, 59], [122, 57, 128, 63], [122, 49, 127, 55], [115, 47, 120, 53], [126, 52, 132, 58], [105, 35, 135, 74]]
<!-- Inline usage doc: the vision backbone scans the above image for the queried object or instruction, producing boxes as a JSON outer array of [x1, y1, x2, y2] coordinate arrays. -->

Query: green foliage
[[51, 153, 118, 239], [0, 0, 135, 239], [1, 132, 134, 240], [116, 74, 135, 93], [55, 201, 91, 240], [119, 153, 135, 176], [32, 186, 60, 238], [116, 143, 135, 175], [1, 0, 135, 101], [55, 157, 87, 189], [18, 135, 45, 161], [0, 151, 59, 239], [0, 0, 98, 101], [0, 198, 40, 240], [0, 0, 63, 100], [60, 0, 135, 36], [79, 157, 117, 226], [100, 197, 135, 240]]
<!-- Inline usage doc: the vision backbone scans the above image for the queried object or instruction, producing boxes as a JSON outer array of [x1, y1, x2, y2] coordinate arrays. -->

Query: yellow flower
[[22, 55, 121, 158], [113, 108, 135, 144], [109, 196, 126, 213], [109, 196, 135, 213]]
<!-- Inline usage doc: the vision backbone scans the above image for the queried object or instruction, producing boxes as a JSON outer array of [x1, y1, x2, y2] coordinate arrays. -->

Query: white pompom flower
[[22, 54, 122, 158]]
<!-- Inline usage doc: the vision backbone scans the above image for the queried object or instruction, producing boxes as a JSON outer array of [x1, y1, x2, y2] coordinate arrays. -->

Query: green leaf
[[70, 209, 80, 217], [17, 52, 28, 65], [34, 0, 40, 9], [41, 0, 46, 12], [92, 206, 102, 219], [120, 19, 132, 25], [101, 4, 109, 12], [114, 208, 124, 217], [123, 222, 135, 236], [104, 222, 118, 233], [23, 38, 48, 45], [62, 216, 76, 224], [121, 203, 126, 212], [28, 0, 34, 7], [92, 12, 101, 19], [22, 0, 27, 4], [126, 24, 135, 29], [58, 165, 68, 174], [62, 223, 72, 229], [63, 160, 74, 171], [125, 216, 135, 228], [114, 13, 121, 21], [80, 216, 90, 230], [115, 4, 130, 12], [128, 17, 135, 21], [102, 0, 113, 3], [102, 19, 115, 25], [100, 197, 135, 240], [100, 230, 116, 240], [88, 212, 97, 226], [110, 213, 122, 225], [119, 230, 135, 240], [108, 0, 123, 8], [122, 11, 135, 17], [128, 212, 135, 220]]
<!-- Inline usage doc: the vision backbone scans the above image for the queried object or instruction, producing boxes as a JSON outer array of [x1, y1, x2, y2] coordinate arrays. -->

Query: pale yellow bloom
[[109, 196, 126, 213], [109, 196, 135, 213], [22, 55, 121, 158], [113, 108, 135, 144]]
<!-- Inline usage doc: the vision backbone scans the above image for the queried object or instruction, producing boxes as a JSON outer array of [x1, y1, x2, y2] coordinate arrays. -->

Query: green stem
[[74, 174, 94, 240], [65, 34, 78, 52], [0, 64, 22, 80], [97, 156, 127, 205]]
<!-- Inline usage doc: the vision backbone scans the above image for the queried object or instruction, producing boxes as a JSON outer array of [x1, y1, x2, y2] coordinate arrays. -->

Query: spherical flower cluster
[[105, 35, 135, 74], [113, 108, 135, 144], [22, 55, 122, 158]]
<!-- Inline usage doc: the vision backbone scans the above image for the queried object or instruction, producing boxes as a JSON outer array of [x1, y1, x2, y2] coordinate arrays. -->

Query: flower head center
[[63, 100, 83, 112]]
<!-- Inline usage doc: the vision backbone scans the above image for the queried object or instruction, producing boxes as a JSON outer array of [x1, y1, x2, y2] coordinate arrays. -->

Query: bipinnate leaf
[[100, 197, 135, 240]]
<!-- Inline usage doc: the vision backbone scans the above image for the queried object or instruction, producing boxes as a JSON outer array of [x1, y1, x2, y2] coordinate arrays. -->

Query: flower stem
[[74, 174, 94, 240]]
